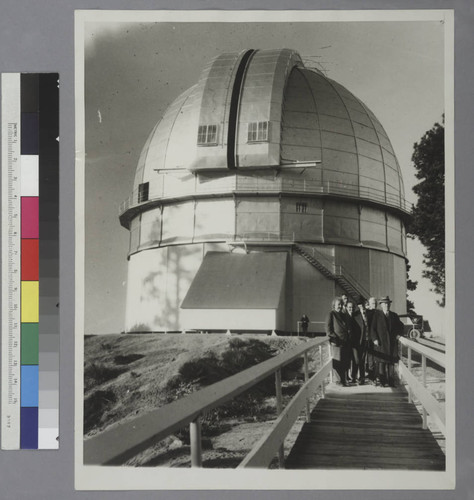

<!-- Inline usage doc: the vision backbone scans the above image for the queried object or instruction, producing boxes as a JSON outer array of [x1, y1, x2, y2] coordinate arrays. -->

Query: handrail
[[84, 337, 328, 466], [309, 246, 370, 300], [119, 174, 411, 216], [239, 356, 332, 468], [399, 337, 445, 368], [398, 337, 445, 435]]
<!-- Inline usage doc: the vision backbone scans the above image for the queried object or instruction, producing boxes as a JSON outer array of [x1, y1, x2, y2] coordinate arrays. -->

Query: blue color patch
[[20, 407, 38, 449], [21, 365, 39, 407]]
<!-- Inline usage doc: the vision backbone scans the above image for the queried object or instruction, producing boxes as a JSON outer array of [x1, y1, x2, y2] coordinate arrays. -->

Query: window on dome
[[138, 182, 149, 203], [248, 121, 269, 143], [197, 124, 218, 145]]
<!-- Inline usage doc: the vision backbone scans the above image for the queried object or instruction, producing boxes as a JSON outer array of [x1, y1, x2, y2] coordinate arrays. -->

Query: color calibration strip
[[1, 73, 59, 449]]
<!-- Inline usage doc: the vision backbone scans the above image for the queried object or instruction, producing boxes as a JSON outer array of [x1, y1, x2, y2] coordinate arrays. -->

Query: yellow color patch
[[21, 281, 39, 323]]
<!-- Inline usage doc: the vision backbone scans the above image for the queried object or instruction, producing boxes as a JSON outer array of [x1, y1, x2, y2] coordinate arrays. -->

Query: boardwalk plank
[[286, 383, 445, 470]]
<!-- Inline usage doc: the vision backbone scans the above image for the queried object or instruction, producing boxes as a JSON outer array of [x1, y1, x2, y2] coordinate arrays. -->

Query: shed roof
[[180, 251, 287, 309]]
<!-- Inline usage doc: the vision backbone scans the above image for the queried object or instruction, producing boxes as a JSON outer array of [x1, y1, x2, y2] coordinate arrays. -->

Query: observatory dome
[[121, 48, 409, 334], [127, 48, 406, 217]]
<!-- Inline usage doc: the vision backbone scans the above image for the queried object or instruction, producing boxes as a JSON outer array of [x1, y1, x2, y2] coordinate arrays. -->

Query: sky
[[81, 16, 447, 335]]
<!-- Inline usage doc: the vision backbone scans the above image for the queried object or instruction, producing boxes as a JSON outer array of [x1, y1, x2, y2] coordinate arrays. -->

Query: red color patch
[[21, 239, 39, 280]]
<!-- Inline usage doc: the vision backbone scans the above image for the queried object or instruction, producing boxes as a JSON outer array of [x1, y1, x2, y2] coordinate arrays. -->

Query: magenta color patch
[[21, 197, 39, 238]]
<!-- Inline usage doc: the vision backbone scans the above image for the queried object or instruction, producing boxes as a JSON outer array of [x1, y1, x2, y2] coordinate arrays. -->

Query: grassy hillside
[[84, 333, 310, 466]]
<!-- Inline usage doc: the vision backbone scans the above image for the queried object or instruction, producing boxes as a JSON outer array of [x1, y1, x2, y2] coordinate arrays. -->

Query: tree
[[406, 261, 418, 313], [407, 118, 445, 306]]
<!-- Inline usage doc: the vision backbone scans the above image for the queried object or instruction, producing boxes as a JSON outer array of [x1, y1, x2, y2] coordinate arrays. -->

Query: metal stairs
[[294, 245, 370, 302]]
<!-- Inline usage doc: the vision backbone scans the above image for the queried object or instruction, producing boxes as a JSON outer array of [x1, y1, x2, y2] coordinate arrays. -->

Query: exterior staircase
[[294, 245, 370, 303]]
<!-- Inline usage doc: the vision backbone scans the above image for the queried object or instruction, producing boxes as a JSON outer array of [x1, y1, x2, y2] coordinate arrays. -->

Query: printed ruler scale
[[2, 75, 21, 448], [1, 73, 59, 450]]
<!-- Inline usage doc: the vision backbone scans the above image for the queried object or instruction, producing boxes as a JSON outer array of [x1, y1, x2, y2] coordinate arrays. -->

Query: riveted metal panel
[[161, 201, 195, 244], [356, 138, 383, 161], [387, 213, 403, 253], [352, 121, 379, 143], [236, 197, 280, 238], [347, 107, 373, 128], [324, 200, 360, 244], [129, 215, 140, 255], [282, 110, 319, 129], [360, 206, 387, 247], [358, 155, 385, 197], [315, 96, 349, 119], [139, 208, 162, 250], [322, 150, 359, 193], [281, 197, 324, 242], [236, 50, 301, 169], [319, 114, 354, 136], [194, 199, 235, 240], [335, 245, 371, 293]]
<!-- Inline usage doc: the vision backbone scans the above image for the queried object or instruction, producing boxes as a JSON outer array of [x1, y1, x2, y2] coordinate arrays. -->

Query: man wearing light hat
[[369, 296, 404, 387]]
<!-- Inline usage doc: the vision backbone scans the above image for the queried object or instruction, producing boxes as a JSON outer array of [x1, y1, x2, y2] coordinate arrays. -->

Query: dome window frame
[[247, 121, 270, 143], [197, 124, 219, 146]]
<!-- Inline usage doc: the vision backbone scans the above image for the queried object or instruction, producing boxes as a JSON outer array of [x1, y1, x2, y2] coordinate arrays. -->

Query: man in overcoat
[[369, 296, 404, 387], [365, 296, 378, 381], [352, 297, 369, 384], [326, 297, 351, 386]]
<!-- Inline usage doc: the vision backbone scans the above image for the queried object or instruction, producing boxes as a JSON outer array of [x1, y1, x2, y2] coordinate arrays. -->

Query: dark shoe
[[359, 379, 366, 385], [375, 378, 381, 387], [342, 382, 350, 387]]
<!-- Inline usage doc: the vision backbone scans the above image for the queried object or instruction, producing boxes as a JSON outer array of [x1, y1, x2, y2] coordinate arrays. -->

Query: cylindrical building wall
[[121, 48, 410, 333]]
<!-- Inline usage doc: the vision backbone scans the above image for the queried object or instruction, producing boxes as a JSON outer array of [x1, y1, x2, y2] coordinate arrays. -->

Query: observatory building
[[119, 48, 410, 333]]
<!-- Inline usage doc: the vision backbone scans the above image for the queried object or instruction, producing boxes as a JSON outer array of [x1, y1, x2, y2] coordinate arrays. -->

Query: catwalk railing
[[83, 337, 331, 468], [119, 173, 411, 216], [398, 337, 446, 435]]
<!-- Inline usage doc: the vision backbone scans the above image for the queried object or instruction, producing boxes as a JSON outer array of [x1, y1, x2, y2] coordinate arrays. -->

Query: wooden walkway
[[286, 382, 445, 470]]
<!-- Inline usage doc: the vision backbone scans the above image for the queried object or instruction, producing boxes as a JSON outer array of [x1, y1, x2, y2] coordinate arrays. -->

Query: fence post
[[304, 352, 310, 422], [318, 345, 326, 398], [275, 369, 285, 468], [190, 417, 203, 467], [407, 346, 412, 403], [422, 354, 428, 429]]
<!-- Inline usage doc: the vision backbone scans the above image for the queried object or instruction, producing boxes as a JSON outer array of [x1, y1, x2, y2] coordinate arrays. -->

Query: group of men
[[325, 294, 404, 387]]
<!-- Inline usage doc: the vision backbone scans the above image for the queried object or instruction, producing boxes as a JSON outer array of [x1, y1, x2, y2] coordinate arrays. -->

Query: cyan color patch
[[20, 365, 39, 407]]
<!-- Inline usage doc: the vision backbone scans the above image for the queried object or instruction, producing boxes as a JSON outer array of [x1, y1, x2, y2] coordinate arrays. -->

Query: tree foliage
[[407, 119, 445, 306], [406, 261, 418, 313]]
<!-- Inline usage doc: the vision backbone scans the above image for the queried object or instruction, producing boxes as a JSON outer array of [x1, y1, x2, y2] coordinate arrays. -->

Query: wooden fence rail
[[398, 337, 445, 435], [84, 337, 329, 466]]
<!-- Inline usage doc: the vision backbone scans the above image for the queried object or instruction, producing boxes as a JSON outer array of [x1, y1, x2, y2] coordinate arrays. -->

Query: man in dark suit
[[369, 296, 404, 387], [352, 296, 369, 384], [326, 297, 351, 386], [365, 296, 378, 382]]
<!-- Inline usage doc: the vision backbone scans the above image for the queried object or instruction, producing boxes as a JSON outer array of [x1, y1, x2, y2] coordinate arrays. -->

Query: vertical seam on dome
[[354, 99, 389, 207], [227, 49, 256, 169], [298, 68, 324, 180], [139, 120, 160, 189], [323, 78, 361, 201], [162, 87, 196, 171]]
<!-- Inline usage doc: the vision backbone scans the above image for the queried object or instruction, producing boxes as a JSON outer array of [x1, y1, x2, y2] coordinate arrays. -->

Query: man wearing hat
[[369, 296, 404, 387]]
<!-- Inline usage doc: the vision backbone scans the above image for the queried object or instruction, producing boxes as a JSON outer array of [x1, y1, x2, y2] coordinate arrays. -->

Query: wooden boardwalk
[[286, 382, 445, 470]]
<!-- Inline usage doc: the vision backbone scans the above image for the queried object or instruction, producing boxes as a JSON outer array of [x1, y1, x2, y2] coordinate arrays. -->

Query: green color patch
[[21, 323, 39, 365]]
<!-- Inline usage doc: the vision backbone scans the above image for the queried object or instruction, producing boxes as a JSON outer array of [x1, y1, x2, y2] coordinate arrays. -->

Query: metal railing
[[398, 337, 445, 435], [84, 337, 331, 468], [119, 173, 411, 216], [310, 247, 371, 299]]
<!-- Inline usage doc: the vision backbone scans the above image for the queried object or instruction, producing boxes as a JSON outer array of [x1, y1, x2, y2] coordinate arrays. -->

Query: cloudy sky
[[81, 14, 447, 335]]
